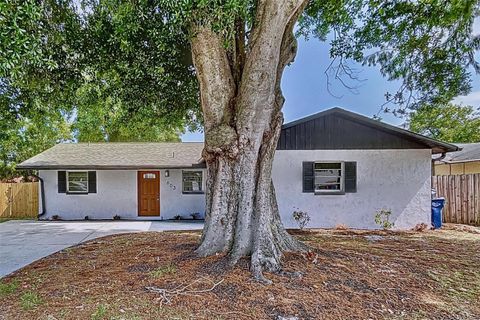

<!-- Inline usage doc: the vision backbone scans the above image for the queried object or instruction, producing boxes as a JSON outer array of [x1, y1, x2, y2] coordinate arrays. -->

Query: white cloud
[[453, 91, 480, 107]]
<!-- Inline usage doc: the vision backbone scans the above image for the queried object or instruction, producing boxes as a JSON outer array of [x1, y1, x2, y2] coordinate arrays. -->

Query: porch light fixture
[[165, 170, 170, 177]]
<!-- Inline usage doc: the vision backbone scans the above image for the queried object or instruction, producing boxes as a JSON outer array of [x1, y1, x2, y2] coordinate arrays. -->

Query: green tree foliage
[[0, 0, 57, 78], [1, 0, 479, 176], [74, 1, 200, 140], [409, 104, 480, 143], [0, 0, 198, 177], [0, 0, 74, 178]]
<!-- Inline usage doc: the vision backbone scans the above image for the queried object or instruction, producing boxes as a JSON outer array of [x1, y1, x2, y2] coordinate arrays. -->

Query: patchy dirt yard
[[0, 225, 479, 320]]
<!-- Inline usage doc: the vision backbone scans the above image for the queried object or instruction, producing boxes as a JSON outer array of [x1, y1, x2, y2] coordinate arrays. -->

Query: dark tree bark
[[190, 0, 308, 282]]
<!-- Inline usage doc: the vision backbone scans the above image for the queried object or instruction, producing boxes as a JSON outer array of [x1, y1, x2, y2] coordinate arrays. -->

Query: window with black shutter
[[58, 171, 66, 193], [58, 171, 97, 194], [302, 162, 314, 193], [302, 161, 357, 195], [88, 171, 97, 193], [344, 162, 357, 193]]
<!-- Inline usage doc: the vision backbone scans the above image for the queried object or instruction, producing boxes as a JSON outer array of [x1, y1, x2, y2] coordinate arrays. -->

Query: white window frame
[[67, 171, 89, 194], [314, 161, 345, 194], [182, 170, 204, 194]]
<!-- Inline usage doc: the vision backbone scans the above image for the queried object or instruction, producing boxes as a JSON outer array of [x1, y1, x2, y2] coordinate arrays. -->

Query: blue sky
[[182, 27, 480, 142]]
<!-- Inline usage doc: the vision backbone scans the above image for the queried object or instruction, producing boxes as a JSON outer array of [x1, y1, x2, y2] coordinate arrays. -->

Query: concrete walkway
[[0, 220, 203, 278]]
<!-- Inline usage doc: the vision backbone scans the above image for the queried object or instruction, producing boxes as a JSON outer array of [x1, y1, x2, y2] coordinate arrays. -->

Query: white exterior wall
[[38, 169, 206, 220], [160, 169, 206, 218], [38, 149, 432, 229], [272, 149, 432, 229]]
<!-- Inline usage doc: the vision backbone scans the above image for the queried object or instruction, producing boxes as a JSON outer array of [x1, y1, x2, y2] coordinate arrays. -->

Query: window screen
[[182, 171, 203, 193], [314, 162, 344, 193], [67, 171, 88, 193]]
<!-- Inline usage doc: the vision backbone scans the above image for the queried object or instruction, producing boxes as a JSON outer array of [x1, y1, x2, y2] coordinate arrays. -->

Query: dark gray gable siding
[[277, 113, 427, 150]]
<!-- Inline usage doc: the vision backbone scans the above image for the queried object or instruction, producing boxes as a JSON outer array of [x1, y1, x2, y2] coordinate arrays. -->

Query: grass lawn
[[0, 225, 479, 320]]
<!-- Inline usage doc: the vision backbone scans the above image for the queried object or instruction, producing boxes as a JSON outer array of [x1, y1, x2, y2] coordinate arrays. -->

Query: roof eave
[[431, 144, 460, 154]]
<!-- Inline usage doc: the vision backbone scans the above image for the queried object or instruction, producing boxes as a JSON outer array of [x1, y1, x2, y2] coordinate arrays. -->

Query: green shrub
[[292, 209, 311, 230], [374, 208, 394, 230]]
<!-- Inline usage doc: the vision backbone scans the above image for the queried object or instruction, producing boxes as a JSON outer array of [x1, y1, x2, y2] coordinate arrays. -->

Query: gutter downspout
[[32, 174, 46, 218]]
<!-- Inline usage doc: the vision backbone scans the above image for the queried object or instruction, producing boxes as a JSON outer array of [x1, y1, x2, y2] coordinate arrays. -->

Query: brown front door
[[138, 171, 160, 216]]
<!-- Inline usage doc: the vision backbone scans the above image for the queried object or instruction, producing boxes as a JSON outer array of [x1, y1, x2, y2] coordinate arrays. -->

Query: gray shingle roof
[[17, 142, 205, 170], [440, 142, 480, 163], [17, 108, 462, 170]]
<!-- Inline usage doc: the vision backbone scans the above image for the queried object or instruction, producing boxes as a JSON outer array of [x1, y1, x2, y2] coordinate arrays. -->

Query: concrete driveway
[[0, 220, 203, 278]]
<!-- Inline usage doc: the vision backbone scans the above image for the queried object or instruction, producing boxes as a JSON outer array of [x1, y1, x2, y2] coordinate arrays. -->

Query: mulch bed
[[0, 226, 479, 320]]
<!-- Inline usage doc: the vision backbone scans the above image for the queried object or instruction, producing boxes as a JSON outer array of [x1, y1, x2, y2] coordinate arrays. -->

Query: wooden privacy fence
[[432, 174, 480, 226], [0, 182, 39, 219]]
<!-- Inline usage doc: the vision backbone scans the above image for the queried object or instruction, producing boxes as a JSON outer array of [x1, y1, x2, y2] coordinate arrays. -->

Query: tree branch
[[274, 1, 309, 112], [236, 0, 308, 134], [190, 25, 236, 132]]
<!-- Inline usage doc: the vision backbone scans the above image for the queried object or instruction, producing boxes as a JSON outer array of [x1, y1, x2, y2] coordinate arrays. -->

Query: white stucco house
[[17, 107, 458, 229]]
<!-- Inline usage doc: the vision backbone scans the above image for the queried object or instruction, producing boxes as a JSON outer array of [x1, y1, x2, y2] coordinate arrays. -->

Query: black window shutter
[[302, 162, 314, 193], [58, 171, 66, 193], [88, 171, 97, 193], [344, 162, 357, 193]]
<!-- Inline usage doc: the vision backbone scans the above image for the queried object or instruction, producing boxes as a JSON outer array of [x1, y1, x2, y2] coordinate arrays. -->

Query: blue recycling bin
[[431, 197, 445, 229]]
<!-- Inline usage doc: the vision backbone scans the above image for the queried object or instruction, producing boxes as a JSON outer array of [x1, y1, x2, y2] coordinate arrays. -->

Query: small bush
[[51, 215, 61, 221], [113, 215, 121, 220], [292, 209, 311, 230], [150, 264, 177, 278], [0, 280, 18, 296], [20, 291, 43, 310], [173, 215, 182, 220], [374, 209, 394, 230]]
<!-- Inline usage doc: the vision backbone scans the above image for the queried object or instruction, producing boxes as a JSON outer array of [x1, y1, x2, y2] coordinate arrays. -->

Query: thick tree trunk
[[191, 0, 308, 282]]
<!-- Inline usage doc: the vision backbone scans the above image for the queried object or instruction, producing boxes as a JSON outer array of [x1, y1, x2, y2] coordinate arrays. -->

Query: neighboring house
[[17, 107, 458, 229], [433, 142, 480, 175]]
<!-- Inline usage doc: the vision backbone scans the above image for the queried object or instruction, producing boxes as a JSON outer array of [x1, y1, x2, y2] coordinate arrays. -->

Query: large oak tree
[[2, 0, 479, 280]]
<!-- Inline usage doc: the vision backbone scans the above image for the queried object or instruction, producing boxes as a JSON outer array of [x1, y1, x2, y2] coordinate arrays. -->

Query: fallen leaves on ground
[[0, 225, 479, 320]]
